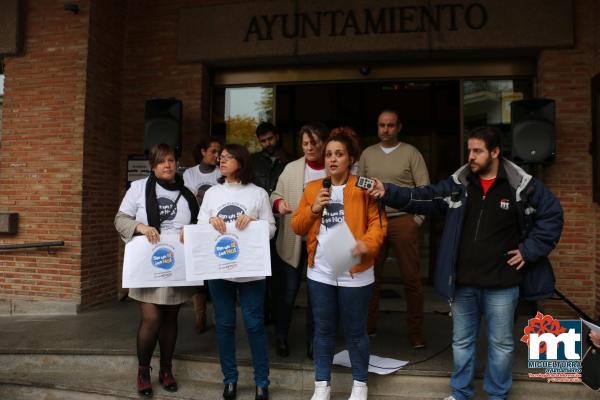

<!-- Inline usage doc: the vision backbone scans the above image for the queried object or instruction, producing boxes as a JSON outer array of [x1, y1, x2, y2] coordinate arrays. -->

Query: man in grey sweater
[[359, 109, 430, 348]]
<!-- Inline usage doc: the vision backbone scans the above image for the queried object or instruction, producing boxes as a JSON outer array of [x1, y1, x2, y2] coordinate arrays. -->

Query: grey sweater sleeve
[[114, 211, 139, 243]]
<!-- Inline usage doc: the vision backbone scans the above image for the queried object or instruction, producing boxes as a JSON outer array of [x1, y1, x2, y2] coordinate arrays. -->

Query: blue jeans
[[274, 248, 314, 343], [208, 279, 269, 388], [450, 286, 519, 400], [308, 279, 373, 383]]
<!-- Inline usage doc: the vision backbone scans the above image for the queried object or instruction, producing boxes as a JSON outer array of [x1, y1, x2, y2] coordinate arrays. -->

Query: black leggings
[[137, 302, 181, 367]]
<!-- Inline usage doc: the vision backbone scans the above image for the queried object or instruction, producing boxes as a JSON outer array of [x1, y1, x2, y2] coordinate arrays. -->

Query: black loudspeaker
[[510, 99, 555, 164], [144, 98, 182, 157]]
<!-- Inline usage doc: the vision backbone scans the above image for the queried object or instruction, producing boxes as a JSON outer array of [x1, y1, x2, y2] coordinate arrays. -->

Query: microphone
[[321, 177, 331, 216]]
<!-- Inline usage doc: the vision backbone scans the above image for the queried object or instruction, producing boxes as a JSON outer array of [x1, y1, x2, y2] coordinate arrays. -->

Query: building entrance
[[211, 75, 533, 281]]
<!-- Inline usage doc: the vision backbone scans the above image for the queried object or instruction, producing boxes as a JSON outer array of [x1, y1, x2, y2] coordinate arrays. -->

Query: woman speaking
[[292, 129, 386, 400], [114, 143, 199, 397]]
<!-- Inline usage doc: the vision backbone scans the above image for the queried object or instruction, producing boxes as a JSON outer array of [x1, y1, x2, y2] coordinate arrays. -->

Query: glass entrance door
[[211, 86, 274, 153]]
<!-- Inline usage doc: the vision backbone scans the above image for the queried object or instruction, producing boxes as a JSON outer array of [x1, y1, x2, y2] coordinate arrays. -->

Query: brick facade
[[80, 1, 125, 309], [0, 0, 90, 313], [0, 0, 598, 317], [537, 0, 600, 318]]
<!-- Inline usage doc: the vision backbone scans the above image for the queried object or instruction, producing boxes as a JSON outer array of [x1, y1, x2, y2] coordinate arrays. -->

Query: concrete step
[[0, 373, 412, 400], [0, 354, 596, 400]]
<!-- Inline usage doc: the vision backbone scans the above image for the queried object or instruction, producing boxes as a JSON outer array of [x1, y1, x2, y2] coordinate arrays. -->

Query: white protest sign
[[184, 221, 271, 281], [122, 233, 203, 288]]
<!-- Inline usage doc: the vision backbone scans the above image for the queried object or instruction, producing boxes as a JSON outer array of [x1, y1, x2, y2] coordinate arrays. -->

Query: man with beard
[[252, 122, 289, 325], [367, 126, 563, 400], [252, 122, 288, 196]]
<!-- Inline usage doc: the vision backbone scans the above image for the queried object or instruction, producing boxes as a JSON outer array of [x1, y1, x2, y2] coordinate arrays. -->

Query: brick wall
[[0, 0, 90, 311], [80, 1, 125, 309], [0, 96, 3, 140], [594, 0, 600, 320], [538, 0, 599, 318], [119, 0, 212, 180], [0, 0, 598, 315]]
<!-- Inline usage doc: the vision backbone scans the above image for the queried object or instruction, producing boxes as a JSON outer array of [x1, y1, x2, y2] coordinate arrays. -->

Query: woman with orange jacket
[[291, 129, 386, 400]]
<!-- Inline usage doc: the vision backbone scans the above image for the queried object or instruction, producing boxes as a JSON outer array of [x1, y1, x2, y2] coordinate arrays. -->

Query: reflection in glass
[[214, 86, 274, 153], [463, 79, 533, 159]]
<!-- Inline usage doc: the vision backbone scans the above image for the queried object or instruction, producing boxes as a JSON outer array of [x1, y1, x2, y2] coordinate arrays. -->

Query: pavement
[[0, 284, 595, 399]]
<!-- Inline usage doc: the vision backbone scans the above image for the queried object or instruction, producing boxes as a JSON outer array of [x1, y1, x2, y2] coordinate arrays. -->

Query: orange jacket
[[291, 175, 387, 274]]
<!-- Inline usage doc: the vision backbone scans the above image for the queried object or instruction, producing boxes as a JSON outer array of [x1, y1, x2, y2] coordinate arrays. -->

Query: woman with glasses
[[114, 143, 199, 397], [269, 122, 328, 359], [291, 129, 386, 400], [199, 143, 276, 400]]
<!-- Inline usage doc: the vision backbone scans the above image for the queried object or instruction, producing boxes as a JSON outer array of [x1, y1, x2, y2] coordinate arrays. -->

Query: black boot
[[306, 341, 314, 360], [276, 338, 290, 357], [255, 386, 269, 400], [223, 382, 237, 400]]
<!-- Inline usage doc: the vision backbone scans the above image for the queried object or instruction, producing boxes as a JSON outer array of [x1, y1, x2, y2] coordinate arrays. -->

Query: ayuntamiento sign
[[178, 0, 573, 64]]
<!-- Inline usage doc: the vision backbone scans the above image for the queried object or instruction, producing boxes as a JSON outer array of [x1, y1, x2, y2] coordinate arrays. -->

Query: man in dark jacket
[[368, 126, 563, 400], [252, 122, 289, 325], [252, 122, 288, 196]]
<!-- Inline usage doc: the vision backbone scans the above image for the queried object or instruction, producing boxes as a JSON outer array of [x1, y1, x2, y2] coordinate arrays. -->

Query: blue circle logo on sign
[[151, 247, 175, 270], [215, 237, 240, 260]]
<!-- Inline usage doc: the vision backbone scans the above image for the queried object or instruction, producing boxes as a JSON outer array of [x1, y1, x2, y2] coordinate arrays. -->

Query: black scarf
[[145, 172, 199, 233]]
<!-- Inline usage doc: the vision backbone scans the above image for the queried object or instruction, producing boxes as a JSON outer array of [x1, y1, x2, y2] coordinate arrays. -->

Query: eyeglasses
[[217, 154, 235, 162]]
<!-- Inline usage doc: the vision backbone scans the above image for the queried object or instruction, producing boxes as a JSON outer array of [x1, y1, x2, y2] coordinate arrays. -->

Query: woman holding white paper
[[199, 143, 275, 400], [114, 143, 199, 397], [291, 129, 386, 400]]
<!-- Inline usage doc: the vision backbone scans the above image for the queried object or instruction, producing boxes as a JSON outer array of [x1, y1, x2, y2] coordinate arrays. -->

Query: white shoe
[[311, 381, 331, 400], [348, 380, 368, 400], [443, 396, 457, 400]]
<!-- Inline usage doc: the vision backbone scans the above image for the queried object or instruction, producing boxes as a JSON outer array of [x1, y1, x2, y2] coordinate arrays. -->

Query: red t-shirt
[[480, 177, 496, 195]]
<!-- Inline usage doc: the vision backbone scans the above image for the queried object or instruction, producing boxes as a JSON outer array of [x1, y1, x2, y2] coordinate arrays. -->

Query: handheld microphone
[[321, 177, 331, 216]]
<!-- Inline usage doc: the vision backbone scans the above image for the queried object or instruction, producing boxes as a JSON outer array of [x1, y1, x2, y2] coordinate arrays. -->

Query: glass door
[[462, 79, 533, 162], [211, 86, 274, 153]]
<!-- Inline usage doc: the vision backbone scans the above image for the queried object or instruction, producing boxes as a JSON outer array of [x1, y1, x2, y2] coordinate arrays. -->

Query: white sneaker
[[348, 380, 368, 400], [311, 381, 331, 400], [443, 396, 457, 400]]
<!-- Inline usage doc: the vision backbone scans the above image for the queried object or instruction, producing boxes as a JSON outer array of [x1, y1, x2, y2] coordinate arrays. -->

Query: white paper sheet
[[122, 234, 203, 288], [332, 350, 409, 375], [582, 319, 600, 336], [184, 221, 271, 281], [319, 222, 360, 278]]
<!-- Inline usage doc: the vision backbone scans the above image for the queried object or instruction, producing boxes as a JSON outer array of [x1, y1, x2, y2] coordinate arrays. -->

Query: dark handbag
[[520, 257, 555, 301], [582, 347, 600, 390]]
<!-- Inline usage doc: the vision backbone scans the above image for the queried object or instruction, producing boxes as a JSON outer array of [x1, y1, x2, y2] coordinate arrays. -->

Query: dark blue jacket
[[381, 159, 564, 302]]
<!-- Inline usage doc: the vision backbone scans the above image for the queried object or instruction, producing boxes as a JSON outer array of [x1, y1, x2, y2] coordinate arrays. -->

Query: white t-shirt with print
[[304, 164, 327, 185], [199, 182, 276, 283], [119, 177, 192, 233], [183, 165, 221, 205], [308, 184, 374, 287]]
